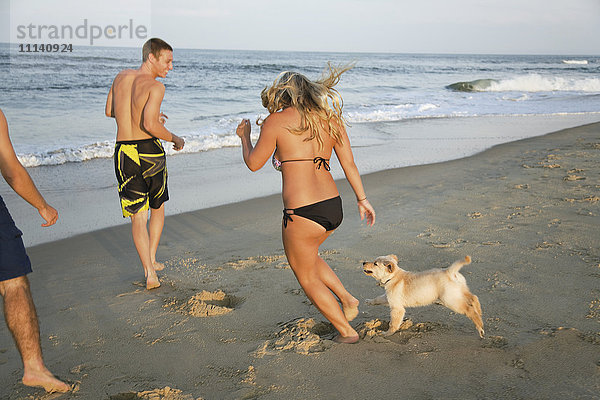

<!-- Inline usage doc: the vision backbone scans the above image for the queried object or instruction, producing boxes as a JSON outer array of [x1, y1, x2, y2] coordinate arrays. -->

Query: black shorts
[[114, 138, 169, 217], [0, 195, 32, 282]]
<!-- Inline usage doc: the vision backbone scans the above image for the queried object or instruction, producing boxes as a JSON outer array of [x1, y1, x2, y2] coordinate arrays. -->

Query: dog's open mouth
[[363, 269, 373, 275]]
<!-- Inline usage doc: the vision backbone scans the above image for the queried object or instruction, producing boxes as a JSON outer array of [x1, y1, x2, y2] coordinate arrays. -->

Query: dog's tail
[[447, 256, 472, 280]]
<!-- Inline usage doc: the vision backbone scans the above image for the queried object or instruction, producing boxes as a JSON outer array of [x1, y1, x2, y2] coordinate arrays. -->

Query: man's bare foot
[[22, 368, 70, 393], [152, 261, 165, 271], [342, 297, 360, 322], [146, 269, 160, 290]]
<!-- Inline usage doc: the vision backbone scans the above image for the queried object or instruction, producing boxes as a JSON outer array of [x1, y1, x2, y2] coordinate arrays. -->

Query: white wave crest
[[18, 141, 115, 167], [562, 60, 588, 65], [164, 132, 242, 155], [346, 103, 441, 122], [488, 74, 600, 92], [16, 131, 256, 167]]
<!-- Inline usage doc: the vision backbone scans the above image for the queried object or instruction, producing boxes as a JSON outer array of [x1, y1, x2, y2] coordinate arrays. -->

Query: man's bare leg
[[0, 276, 70, 393], [130, 209, 160, 289], [148, 204, 165, 271]]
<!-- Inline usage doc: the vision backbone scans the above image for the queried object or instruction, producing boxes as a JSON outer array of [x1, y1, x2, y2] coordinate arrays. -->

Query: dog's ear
[[386, 254, 398, 262], [386, 263, 394, 273]]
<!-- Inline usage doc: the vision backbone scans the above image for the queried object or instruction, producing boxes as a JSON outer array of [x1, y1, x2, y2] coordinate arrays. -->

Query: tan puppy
[[363, 255, 484, 338]]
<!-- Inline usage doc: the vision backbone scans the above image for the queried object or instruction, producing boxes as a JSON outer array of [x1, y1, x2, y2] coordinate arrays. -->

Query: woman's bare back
[[271, 108, 340, 208]]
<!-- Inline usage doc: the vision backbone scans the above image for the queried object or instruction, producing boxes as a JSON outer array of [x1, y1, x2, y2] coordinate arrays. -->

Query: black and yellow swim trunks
[[114, 138, 169, 217]]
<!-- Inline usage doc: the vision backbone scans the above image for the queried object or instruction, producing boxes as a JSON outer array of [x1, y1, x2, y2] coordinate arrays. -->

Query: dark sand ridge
[[1, 122, 599, 399]]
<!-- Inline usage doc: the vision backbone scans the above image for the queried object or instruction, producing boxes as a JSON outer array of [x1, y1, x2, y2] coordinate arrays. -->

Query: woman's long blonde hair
[[259, 62, 353, 149]]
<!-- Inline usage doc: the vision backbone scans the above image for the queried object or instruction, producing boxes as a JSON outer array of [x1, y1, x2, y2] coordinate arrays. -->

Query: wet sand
[[1, 122, 599, 399]]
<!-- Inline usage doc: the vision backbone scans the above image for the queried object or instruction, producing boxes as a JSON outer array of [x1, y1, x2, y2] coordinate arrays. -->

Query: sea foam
[[345, 103, 442, 122], [562, 60, 588, 65], [17, 132, 256, 167], [17, 141, 115, 167]]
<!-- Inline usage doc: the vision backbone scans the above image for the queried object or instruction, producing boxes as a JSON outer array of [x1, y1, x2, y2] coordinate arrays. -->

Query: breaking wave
[[17, 132, 244, 167], [446, 79, 497, 92], [562, 60, 588, 65], [447, 75, 600, 92]]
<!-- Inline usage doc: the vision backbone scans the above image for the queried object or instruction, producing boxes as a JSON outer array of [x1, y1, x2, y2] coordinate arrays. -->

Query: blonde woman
[[236, 65, 375, 343]]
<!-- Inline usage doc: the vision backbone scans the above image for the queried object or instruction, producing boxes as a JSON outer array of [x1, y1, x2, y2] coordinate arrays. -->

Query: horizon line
[[0, 42, 598, 57]]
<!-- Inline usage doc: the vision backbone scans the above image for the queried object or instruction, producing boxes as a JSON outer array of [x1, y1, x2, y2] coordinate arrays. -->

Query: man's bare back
[[106, 48, 184, 149], [109, 69, 157, 141]]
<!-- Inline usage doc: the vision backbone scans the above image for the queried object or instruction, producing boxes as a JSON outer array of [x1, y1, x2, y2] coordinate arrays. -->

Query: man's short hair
[[142, 38, 173, 62]]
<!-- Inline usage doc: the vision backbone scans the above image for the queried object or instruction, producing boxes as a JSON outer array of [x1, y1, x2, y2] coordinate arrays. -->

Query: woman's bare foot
[[152, 261, 165, 271], [146, 269, 160, 290], [333, 334, 360, 344], [342, 297, 360, 322], [22, 367, 70, 393]]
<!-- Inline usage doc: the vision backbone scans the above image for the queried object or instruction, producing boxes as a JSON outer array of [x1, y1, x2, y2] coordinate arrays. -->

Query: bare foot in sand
[[152, 261, 165, 271], [146, 269, 160, 290], [22, 366, 70, 393], [342, 297, 360, 322], [333, 334, 360, 344]]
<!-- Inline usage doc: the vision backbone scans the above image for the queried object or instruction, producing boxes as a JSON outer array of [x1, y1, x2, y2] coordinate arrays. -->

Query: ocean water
[[1, 45, 599, 167], [1, 44, 599, 245]]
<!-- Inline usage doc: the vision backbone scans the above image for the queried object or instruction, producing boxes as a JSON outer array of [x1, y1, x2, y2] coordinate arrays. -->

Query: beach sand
[[1, 122, 599, 399]]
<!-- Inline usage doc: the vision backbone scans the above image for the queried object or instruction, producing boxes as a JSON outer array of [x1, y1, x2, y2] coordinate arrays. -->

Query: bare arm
[[143, 83, 184, 150], [236, 117, 277, 172], [334, 125, 376, 225], [105, 83, 114, 118], [0, 111, 58, 227]]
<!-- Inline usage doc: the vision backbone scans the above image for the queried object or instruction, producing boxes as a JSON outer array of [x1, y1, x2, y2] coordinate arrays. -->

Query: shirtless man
[[105, 38, 184, 289], [0, 109, 70, 393]]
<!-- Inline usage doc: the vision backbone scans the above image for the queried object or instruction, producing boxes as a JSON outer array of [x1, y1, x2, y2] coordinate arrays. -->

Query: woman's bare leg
[[315, 257, 360, 321], [313, 233, 359, 321], [282, 217, 358, 339]]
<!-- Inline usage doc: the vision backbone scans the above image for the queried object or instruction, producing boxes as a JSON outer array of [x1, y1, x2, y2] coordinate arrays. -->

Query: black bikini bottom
[[283, 196, 343, 231]]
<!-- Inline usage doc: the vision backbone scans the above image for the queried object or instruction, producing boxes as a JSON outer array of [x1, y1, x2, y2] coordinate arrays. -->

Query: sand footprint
[[110, 386, 200, 400], [563, 174, 586, 181], [164, 290, 243, 317], [514, 184, 529, 189], [227, 254, 288, 270], [357, 318, 449, 344], [254, 317, 336, 357]]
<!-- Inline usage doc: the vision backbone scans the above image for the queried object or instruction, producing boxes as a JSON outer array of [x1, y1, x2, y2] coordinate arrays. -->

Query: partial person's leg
[[314, 232, 359, 321], [282, 218, 358, 340], [130, 209, 160, 289], [148, 204, 165, 271], [314, 256, 360, 321], [0, 276, 69, 392]]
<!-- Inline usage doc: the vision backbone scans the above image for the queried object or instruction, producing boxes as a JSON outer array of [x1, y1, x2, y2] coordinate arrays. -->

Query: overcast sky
[[2, 0, 599, 54]]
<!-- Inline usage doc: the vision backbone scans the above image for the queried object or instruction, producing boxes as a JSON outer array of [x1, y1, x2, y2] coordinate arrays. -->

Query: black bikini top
[[272, 154, 330, 172]]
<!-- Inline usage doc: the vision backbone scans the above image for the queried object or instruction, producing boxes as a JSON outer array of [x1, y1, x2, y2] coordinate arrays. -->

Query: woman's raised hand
[[236, 119, 251, 138]]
